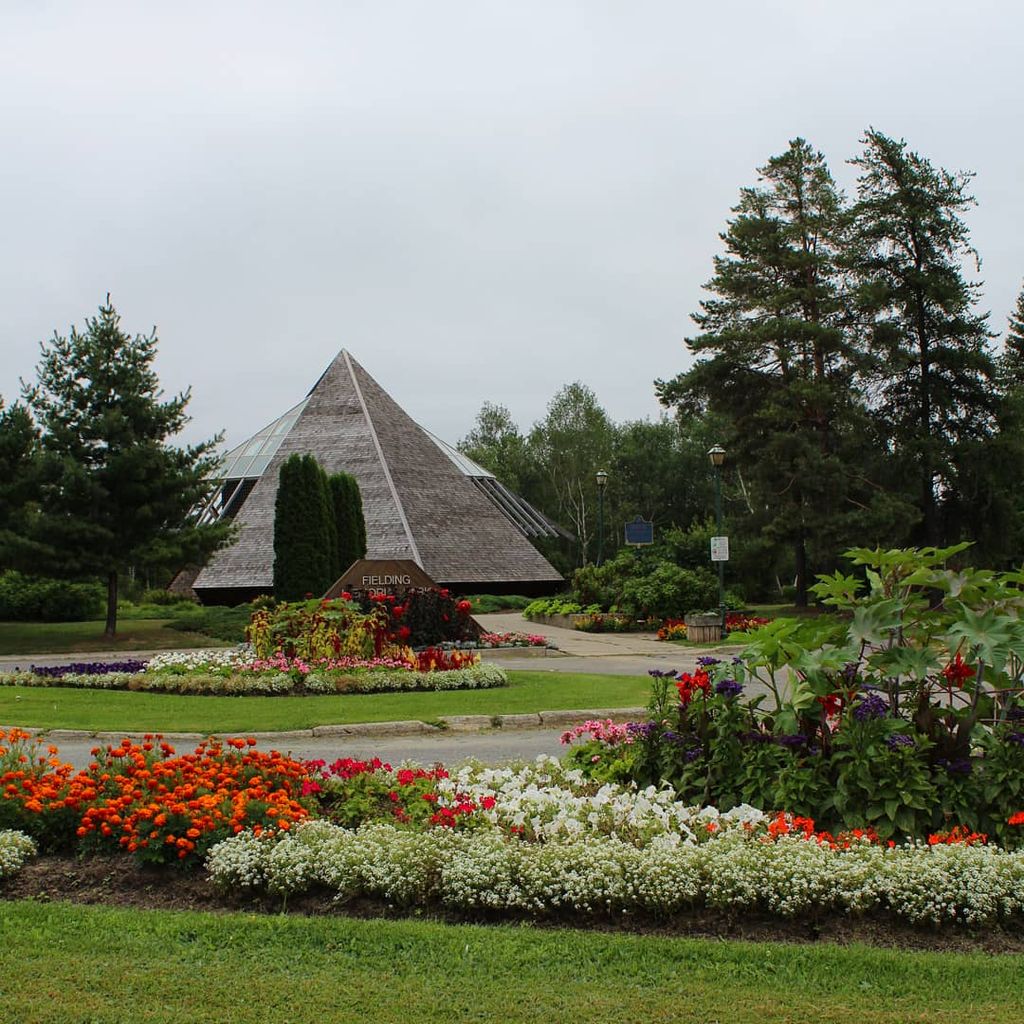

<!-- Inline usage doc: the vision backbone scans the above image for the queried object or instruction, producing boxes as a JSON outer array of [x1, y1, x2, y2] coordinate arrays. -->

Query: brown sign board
[[323, 559, 437, 598]]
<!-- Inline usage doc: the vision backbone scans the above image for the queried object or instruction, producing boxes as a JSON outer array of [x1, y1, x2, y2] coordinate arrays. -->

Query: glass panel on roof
[[249, 453, 276, 477], [209, 398, 309, 481]]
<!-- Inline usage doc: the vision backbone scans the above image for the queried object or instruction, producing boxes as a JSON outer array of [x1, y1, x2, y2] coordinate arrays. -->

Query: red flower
[[817, 693, 842, 717], [341, 591, 352, 601], [456, 600, 472, 615], [397, 625, 411, 640], [942, 652, 976, 688], [392, 605, 405, 619], [675, 670, 711, 706]]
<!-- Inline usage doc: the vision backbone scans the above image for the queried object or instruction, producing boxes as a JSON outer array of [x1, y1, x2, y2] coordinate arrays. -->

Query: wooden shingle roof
[[193, 351, 563, 594]]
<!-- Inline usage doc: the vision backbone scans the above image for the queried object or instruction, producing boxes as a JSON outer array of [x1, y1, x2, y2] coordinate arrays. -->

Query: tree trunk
[[794, 532, 808, 608], [104, 570, 118, 638]]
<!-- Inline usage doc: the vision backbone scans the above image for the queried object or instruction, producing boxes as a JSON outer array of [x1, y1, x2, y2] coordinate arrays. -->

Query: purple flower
[[697, 656, 722, 668], [936, 757, 973, 776], [648, 669, 679, 679], [715, 679, 744, 699], [1006, 732, 1024, 748], [740, 730, 771, 745], [853, 692, 888, 721], [30, 660, 147, 678], [885, 733, 915, 750], [777, 734, 809, 748], [626, 721, 659, 740]]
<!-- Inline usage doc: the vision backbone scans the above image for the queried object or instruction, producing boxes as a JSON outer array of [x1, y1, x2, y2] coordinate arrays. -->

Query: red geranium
[[942, 652, 976, 688]]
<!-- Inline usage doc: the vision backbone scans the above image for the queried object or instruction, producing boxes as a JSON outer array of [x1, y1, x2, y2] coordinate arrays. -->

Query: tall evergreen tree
[[272, 454, 333, 600], [955, 281, 1024, 564], [1002, 281, 1024, 385], [0, 399, 43, 569], [657, 138, 908, 603], [20, 299, 233, 636], [849, 129, 998, 547], [327, 471, 366, 577]]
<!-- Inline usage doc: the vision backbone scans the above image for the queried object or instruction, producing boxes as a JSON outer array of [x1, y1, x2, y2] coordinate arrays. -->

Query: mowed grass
[[0, 670, 650, 732], [1, 901, 1022, 1024], [0, 618, 230, 657]]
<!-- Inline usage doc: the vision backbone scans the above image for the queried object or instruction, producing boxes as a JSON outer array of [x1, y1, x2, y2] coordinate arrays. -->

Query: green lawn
[[0, 670, 650, 732], [0, 618, 230, 657], [1, 901, 1021, 1023]]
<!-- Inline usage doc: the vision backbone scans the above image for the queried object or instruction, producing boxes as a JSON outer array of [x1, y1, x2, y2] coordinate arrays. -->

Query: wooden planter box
[[684, 613, 722, 644]]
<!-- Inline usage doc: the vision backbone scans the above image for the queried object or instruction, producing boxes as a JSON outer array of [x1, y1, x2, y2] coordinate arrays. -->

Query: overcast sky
[[2, 1, 1022, 453]]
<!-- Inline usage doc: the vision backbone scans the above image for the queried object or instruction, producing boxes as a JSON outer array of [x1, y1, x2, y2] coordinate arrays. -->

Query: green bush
[[0, 571, 104, 622], [465, 594, 532, 614], [140, 588, 194, 606], [619, 564, 719, 619], [523, 597, 582, 620], [167, 604, 253, 643]]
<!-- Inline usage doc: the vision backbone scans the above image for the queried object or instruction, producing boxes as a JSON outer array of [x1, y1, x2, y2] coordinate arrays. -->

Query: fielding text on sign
[[361, 574, 413, 586]]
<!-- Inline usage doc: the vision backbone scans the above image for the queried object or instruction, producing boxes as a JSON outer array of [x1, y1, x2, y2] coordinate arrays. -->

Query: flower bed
[[206, 816, 1024, 925], [0, 650, 509, 697], [475, 632, 553, 649], [0, 729, 313, 863], [4, 732, 1024, 929], [656, 612, 771, 641]]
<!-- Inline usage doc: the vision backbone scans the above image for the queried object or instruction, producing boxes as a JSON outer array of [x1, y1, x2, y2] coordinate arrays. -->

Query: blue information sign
[[624, 517, 654, 546]]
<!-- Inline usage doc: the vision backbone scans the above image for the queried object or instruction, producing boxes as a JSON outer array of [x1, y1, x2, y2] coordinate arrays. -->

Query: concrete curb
[[3, 705, 650, 745]]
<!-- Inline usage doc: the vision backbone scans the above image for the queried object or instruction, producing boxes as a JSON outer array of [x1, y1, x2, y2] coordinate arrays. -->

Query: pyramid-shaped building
[[190, 351, 564, 603]]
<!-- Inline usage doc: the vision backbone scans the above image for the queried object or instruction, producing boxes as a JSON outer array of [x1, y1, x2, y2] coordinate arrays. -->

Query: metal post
[[714, 462, 725, 631], [597, 484, 605, 566]]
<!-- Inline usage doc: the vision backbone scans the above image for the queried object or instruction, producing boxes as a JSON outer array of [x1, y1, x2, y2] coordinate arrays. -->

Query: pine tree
[[0, 399, 42, 569], [272, 454, 334, 601], [849, 129, 998, 547], [1002, 281, 1024, 385], [20, 299, 233, 636], [657, 138, 909, 603]]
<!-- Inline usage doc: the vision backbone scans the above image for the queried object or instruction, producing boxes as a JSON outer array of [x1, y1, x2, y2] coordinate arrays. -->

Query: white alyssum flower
[[0, 830, 37, 879], [206, 818, 1024, 927]]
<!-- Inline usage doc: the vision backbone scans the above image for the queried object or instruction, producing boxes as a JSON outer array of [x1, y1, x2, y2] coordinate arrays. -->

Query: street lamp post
[[707, 445, 726, 632], [596, 470, 608, 566]]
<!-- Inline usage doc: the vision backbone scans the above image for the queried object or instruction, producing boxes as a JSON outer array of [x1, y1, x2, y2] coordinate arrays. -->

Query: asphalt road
[[49, 726, 577, 771]]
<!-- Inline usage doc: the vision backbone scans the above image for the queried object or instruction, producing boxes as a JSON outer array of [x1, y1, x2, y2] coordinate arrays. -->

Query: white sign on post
[[710, 536, 729, 562]]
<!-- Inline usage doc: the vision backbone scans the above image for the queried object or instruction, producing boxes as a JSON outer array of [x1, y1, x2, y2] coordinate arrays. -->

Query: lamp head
[[707, 444, 726, 468]]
